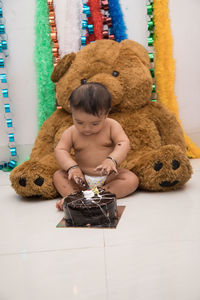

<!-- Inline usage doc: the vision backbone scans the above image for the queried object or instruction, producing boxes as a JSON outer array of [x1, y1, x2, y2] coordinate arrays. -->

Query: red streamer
[[87, 0, 103, 43]]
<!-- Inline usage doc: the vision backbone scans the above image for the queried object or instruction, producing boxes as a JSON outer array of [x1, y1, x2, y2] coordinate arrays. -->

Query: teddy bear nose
[[81, 78, 87, 84]]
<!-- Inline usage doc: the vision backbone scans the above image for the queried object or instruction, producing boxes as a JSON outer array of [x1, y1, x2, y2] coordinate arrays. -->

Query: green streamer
[[34, 0, 56, 129]]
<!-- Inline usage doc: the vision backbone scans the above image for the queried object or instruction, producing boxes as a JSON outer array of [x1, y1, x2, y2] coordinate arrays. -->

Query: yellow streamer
[[153, 0, 200, 158]]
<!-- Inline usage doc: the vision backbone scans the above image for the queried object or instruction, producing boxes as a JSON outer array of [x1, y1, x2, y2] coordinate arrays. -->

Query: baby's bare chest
[[73, 132, 113, 152]]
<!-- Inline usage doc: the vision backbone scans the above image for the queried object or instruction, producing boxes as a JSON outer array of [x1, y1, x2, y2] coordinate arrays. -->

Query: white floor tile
[[105, 241, 200, 300], [0, 247, 107, 300], [104, 169, 200, 247], [0, 170, 10, 186], [0, 186, 104, 254], [0, 159, 200, 300]]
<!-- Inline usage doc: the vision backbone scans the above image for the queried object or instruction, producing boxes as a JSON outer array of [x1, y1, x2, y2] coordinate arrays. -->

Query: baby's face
[[72, 109, 107, 136]]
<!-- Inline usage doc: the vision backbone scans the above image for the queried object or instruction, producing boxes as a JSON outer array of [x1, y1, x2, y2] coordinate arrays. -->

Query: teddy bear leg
[[128, 145, 192, 191], [10, 156, 60, 199]]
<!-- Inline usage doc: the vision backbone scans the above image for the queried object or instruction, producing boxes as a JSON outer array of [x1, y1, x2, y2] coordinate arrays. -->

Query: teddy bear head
[[51, 39, 153, 113]]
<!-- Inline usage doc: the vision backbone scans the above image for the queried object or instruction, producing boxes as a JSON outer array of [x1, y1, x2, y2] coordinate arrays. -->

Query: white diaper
[[84, 174, 107, 189]]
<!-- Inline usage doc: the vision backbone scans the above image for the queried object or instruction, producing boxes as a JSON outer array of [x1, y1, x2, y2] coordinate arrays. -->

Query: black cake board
[[56, 205, 126, 229]]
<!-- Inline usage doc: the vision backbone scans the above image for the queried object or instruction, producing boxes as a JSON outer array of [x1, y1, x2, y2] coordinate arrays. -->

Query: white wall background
[[1, 0, 200, 163]]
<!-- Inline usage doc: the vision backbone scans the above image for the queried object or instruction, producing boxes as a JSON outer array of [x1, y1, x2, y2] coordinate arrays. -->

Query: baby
[[53, 82, 139, 210]]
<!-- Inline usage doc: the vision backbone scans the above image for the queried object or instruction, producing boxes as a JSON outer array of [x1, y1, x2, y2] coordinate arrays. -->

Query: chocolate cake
[[63, 188, 118, 226]]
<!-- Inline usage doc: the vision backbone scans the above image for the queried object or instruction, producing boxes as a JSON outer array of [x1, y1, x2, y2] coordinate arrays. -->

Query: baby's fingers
[[95, 165, 103, 171], [74, 175, 84, 186], [112, 166, 118, 174], [68, 172, 73, 180]]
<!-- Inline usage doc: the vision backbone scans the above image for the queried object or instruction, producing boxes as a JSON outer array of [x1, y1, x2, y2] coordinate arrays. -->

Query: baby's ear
[[51, 52, 76, 83], [107, 108, 111, 116]]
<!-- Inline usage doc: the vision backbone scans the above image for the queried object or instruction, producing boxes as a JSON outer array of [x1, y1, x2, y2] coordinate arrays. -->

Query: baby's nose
[[84, 124, 92, 130]]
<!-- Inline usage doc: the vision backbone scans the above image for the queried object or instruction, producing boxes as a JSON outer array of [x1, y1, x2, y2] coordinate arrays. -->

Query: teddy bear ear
[[51, 52, 76, 83], [119, 39, 150, 68]]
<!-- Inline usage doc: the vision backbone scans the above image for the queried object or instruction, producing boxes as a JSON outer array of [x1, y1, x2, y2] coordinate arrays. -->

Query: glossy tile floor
[[0, 159, 200, 300]]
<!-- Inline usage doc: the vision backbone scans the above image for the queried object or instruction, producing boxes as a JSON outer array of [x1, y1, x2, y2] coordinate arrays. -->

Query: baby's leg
[[53, 170, 80, 210], [103, 168, 139, 198]]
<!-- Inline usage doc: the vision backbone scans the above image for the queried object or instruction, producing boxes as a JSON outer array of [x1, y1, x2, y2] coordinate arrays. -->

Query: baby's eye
[[77, 121, 83, 125], [112, 71, 119, 77], [92, 123, 99, 126]]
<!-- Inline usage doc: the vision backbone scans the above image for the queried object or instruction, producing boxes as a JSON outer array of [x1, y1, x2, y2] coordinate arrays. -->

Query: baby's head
[[69, 82, 111, 116], [69, 83, 112, 136]]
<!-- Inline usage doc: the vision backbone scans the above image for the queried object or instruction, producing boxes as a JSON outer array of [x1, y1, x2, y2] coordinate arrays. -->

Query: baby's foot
[[56, 197, 65, 211]]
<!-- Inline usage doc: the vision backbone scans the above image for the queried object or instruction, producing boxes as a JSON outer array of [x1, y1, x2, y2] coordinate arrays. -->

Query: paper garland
[[0, 3, 17, 171], [153, 0, 200, 158], [34, 0, 200, 161], [53, 0, 82, 58], [108, 0, 127, 42], [34, 0, 56, 129], [146, 0, 157, 102]]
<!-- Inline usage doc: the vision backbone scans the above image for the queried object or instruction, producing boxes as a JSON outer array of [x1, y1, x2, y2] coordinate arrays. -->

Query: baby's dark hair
[[68, 82, 111, 116]]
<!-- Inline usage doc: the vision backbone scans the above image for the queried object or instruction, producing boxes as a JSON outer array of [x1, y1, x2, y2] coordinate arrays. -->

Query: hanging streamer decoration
[[0, 3, 17, 171], [146, 0, 157, 102], [35, 0, 56, 129], [80, 0, 93, 47], [80, 0, 115, 48], [53, 0, 82, 58], [84, 0, 101, 44], [80, 0, 121, 43], [101, 0, 115, 41], [152, 0, 200, 158], [107, 0, 127, 42], [35, 0, 127, 127], [48, 0, 60, 65]]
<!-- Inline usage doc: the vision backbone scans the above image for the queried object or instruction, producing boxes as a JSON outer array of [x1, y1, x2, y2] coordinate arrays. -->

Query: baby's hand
[[95, 158, 118, 175], [68, 167, 87, 188]]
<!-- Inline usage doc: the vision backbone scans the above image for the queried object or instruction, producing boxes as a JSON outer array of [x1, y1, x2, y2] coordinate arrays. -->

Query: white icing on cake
[[82, 189, 95, 199]]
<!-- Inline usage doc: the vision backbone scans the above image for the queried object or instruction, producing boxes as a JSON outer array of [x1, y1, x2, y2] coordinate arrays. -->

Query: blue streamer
[[10, 147, 17, 156], [82, 4, 91, 17], [0, 73, 7, 83], [108, 0, 127, 42], [4, 103, 10, 113], [0, 24, 5, 34], [8, 160, 17, 169], [6, 119, 13, 128], [0, 58, 4, 67], [2, 88, 8, 97], [0, 5, 17, 171], [8, 133, 14, 142]]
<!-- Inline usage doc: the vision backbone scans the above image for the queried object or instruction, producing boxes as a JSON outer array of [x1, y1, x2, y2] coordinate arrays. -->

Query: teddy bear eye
[[112, 71, 119, 77], [81, 78, 87, 84]]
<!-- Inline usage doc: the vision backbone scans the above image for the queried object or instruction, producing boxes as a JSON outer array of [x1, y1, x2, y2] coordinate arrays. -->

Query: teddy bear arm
[[30, 110, 68, 160], [9, 109, 72, 199], [150, 104, 186, 150]]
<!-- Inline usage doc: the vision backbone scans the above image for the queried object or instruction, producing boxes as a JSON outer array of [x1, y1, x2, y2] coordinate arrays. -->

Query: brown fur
[[10, 39, 192, 199]]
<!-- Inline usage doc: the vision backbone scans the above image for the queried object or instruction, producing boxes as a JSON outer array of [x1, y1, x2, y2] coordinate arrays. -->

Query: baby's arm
[[55, 127, 86, 187], [95, 119, 130, 174], [108, 119, 131, 165], [55, 126, 77, 171]]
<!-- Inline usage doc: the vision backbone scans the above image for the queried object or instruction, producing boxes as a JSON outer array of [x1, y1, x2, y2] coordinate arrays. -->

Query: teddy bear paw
[[133, 145, 192, 191], [10, 160, 59, 199]]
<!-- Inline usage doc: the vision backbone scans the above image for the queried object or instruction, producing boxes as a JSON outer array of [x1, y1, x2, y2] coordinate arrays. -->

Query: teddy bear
[[10, 39, 192, 199]]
